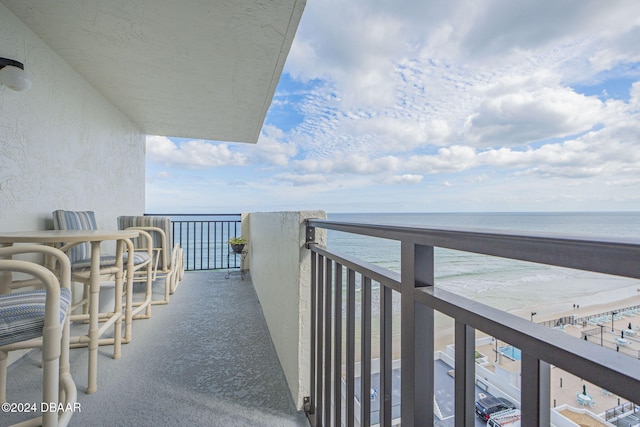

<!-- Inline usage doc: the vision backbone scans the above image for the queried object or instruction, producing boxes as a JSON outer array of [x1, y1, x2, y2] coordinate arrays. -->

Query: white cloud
[[349, 116, 448, 151], [384, 174, 424, 184], [147, 0, 640, 213], [273, 173, 328, 186], [586, 20, 640, 72], [146, 171, 172, 183], [286, 2, 411, 109], [278, 0, 637, 192], [631, 82, 640, 107], [457, 1, 594, 57], [465, 174, 489, 184], [250, 125, 297, 166], [477, 124, 640, 178], [463, 75, 604, 147], [146, 135, 246, 168], [289, 115, 640, 182], [405, 146, 477, 174], [146, 129, 298, 170]]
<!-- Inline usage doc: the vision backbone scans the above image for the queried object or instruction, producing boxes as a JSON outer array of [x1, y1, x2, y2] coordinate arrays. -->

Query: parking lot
[[354, 359, 505, 426]]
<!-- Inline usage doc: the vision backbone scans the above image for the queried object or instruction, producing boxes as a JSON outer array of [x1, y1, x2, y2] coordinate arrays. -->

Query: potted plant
[[228, 237, 247, 254]]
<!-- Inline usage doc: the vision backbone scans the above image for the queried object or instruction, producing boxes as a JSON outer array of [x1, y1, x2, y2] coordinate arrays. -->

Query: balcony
[[4, 212, 640, 427], [3, 2, 639, 425], [4, 270, 308, 426]]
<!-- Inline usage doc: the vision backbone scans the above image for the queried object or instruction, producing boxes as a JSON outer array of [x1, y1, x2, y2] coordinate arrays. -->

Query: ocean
[[325, 212, 640, 314]]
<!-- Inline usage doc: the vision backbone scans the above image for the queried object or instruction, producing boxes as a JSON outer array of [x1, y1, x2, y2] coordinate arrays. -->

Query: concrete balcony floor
[[5, 271, 309, 426]]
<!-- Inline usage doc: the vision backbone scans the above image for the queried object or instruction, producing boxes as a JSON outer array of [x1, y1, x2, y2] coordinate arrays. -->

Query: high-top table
[[0, 229, 139, 394]]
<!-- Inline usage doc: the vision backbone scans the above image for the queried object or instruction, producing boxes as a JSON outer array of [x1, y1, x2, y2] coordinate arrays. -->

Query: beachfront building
[[2, 2, 640, 427]]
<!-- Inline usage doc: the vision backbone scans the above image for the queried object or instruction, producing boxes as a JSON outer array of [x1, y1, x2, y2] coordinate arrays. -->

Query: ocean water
[[169, 215, 243, 270], [325, 212, 640, 313]]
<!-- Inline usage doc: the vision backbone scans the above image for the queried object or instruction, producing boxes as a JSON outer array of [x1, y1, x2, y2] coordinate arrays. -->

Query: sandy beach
[[479, 280, 640, 412], [511, 278, 640, 322], [434, 277, 640, 351], [353, 276, 640, 363]]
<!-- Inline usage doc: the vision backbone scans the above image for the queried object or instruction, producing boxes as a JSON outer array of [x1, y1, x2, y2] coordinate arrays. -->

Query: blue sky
[[146, 0, 640, 214]]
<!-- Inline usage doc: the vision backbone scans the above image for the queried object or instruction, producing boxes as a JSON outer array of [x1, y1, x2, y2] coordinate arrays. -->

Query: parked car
[[487, 408, 521, 426], [475, 396, 517, 421]]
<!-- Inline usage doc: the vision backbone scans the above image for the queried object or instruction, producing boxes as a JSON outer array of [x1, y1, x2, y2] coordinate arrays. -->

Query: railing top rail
[[307, 219, 640, 279], [312, 244, 401, 292], [419, 287, 640, 399], [145, 213, 241, 217]]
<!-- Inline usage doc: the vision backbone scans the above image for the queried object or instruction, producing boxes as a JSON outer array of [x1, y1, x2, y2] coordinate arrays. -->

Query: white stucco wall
[[0, 3, 145, 231], [248, 210, 326, 408]]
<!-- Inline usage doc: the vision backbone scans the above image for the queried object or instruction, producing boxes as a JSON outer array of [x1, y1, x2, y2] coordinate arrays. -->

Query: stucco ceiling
[[2, 0, 306, 143]]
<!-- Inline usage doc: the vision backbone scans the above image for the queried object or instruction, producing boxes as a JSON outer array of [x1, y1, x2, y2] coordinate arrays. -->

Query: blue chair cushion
[[117, 216, 173, 269], [52, 210, 97, 264], [0, 288, 72, 347], [71, 252, 151, 270]]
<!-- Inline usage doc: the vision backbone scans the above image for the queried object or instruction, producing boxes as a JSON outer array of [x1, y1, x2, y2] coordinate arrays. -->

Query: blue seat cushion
[[0, 288, 72, 347], [71, 252, 151, 270], [117, 216, 173, 269], [52, 210, 98, 264]]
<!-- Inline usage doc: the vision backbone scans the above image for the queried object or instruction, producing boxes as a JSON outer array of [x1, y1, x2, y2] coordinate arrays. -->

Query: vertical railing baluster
[[205, 221, 210, 270], [401, 242, 434, 427], [333, 264, 343, 426], [190, 221, 193, 269], [218, 222, 223, 269], [192, 222, 197, 270], [189, 221, 192, 269], [221, 221, 225, 269], [316, 255, 325, 426], [346, 268, 356, 427], [184, 221, 188, 269], [521, 353, 550, 427], [173, 222, 178, 258], [454, 321, 475, 426], [199, 221, 204, 270], [158, 215, 240, 271], [206, 221, 211, 270], [178, 222, 183, 268], [324, 259, 333, 425], [380, 284, 392, 427], [186, 222, 191, 270], [213, 222, 218, 269], [310, 251, 317, 424], [173, 221, 177, 260], [361, 276, 372, 427], [225, 221, 230, 269], [233, 222, 238, 268]]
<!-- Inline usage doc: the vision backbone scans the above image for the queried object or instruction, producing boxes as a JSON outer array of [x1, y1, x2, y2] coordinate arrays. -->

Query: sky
[[145, 0, 640, 214]]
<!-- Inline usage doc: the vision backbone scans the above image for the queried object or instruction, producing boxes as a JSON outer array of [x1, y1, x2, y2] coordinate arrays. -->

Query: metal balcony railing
[[305, 219, 640, 427], [145, 213, 242, 271]]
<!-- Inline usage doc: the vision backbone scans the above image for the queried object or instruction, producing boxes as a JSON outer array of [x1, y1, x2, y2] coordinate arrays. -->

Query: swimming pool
[[498, 345, 522, 361]]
